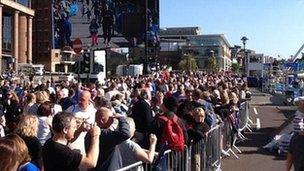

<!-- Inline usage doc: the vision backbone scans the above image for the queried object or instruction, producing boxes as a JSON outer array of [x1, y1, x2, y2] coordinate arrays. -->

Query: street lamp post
[[143, 0, 150, 75], [241, 36, 248, 76]]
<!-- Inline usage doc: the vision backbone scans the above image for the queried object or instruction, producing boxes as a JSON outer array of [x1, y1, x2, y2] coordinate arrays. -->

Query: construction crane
[[292, 43, 304, 62]]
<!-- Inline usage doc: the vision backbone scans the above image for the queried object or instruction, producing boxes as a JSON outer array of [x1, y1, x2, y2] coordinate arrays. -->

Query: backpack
[[159, 114, 185, 151]]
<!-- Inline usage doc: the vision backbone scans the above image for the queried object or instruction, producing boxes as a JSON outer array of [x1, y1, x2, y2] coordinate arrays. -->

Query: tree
[[231, 63, 240, 72], [207, 56, 219, 72], [178, 54, 198, 72]]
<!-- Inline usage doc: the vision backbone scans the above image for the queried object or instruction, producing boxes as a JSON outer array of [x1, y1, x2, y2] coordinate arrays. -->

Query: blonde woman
[[187, 107, 210, 144], [27, 91, 50, 115], [4, 134, 40, 171], [15, 114, 43, 170], [28, 91, 62, 115]]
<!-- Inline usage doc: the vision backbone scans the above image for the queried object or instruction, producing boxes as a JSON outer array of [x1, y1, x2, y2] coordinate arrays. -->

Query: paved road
[[221, 89, 296, 171]]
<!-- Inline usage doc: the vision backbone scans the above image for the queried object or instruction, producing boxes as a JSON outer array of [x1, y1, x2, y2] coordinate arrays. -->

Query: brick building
[[0, 0, 34, 73]]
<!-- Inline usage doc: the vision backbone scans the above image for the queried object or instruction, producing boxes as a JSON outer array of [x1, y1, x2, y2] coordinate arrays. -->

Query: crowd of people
[[53, 0, 160, 48], [53, 0, 117, 48], [0, 70, 254, 171]]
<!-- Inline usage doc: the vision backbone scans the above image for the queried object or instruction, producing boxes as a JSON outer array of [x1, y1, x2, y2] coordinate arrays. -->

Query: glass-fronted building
[[183, 34, 232, 71]]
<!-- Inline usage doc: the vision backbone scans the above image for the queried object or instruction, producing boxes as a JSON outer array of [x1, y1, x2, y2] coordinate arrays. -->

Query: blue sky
[[160, 0, 304, 59]]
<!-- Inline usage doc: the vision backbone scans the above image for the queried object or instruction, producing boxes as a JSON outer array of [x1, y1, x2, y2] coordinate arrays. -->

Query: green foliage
[[178, 54, 198, 72], [207, 57, 219, 72], [231, 63, 240, 72]]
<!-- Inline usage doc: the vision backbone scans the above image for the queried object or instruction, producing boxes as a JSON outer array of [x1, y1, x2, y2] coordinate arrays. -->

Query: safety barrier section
[[221, 117, 238, 159], [238, 101, 250, 132], [118, 101, 252, 170], [221, 101, 252, 159], [202, 124, 222, 171], [117, 125, 222, 171]]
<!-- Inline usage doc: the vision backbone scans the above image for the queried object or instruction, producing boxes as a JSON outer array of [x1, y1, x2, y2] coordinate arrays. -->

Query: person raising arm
[[42, 112, 100, 171]]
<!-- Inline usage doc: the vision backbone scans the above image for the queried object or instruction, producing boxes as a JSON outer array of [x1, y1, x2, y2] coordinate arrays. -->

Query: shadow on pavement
[[269, 94, 285, 106], [237, 127, 275, 148], [234, 106, 296, 160], [234, 127, 287, 161], [239, 148, 286, 161], [278, 108, 296, 119]]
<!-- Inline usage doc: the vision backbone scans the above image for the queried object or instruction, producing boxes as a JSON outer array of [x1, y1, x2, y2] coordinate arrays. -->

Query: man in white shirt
[[66, 91, 96, 155], [287, 96, 304, 171]]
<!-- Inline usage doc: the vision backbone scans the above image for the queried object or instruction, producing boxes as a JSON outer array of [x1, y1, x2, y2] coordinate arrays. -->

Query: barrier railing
[[118, 101, 252, 171], [221, 117, 238, 159], [238, 101, 252, 133], [203, 125, 222, 171], [118, 125, 222, 171]]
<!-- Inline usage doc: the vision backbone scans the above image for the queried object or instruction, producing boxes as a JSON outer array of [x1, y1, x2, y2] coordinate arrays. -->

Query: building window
[[67, 64, 73, 72], [55, 64, 65, 72], [17, 0, 30, 7], [3, 16, 12, 52]]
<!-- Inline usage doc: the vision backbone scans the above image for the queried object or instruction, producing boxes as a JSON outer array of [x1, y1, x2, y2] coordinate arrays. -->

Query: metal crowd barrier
[[221, 117, 239, 159], [118, 125, 222, 171], [203, 125, 222, 171], [118, 101, 252, 170], [238, 101, 252, 133], [221, 101, 253, 159], [117, 146, 190, 171]]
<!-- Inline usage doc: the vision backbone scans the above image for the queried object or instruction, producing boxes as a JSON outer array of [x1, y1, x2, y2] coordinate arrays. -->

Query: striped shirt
[[293, 111, 304, 133]]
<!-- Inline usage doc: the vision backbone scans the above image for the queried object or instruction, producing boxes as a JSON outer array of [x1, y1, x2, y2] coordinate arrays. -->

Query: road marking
[[253, 107, 258, 115], [256, 118, 261, 130]]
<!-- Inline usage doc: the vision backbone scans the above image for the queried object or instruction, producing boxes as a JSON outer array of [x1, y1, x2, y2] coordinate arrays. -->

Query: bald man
[[85, 107, 130, 171], [66, 91, 97, 157]]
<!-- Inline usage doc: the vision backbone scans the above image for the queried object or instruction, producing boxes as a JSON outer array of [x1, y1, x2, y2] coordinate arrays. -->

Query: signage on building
[[72, 38, 82, 54]]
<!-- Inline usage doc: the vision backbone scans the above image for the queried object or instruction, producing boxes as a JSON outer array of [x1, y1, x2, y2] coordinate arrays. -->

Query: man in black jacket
[[3, 90, 22, 132], [131, 89, 154, 148], [86, 107, 130, 171]]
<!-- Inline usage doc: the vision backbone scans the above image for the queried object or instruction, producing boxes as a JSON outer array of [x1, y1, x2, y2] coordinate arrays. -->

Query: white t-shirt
[[48, 86, 56, 95], [53, 104, 62, 115], [118, 139, 143, 171], [37, 116, 52, 145], [66, 103, 96, 155], [0, 115, 5, 137], [105, 89, 123, 101], [293, 110, 304, 133]]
